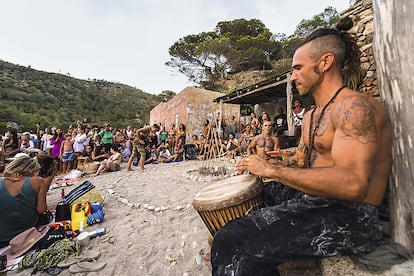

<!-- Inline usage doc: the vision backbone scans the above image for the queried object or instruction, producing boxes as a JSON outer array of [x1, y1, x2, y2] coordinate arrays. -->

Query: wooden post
[[373, 0, 414, 252], [286, 72, 294, 136]]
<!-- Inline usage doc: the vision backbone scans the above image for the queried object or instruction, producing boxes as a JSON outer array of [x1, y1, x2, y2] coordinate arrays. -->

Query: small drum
[[192, 174, 263, 236]]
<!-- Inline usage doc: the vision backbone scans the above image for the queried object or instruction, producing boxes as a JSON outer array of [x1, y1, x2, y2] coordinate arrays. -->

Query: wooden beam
[[373, 0, 414, 252]]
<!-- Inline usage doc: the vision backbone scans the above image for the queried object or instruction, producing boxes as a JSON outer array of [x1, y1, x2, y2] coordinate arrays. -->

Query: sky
[[0, 0, 351, 95]]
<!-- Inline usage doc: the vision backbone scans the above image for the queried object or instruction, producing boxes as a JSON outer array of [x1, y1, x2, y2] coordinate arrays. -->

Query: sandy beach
[[11, 159, 218, 276], [7, 158, 414, 276]]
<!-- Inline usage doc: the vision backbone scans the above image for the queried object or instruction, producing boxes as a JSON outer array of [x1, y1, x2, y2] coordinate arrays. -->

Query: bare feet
[[127, 168, 134, 172], [277, 259, 320, 271], [203, 252, 211, 262]]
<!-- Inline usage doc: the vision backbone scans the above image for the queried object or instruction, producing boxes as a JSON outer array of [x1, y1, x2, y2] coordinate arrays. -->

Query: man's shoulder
[[335, 91, 388, 117]]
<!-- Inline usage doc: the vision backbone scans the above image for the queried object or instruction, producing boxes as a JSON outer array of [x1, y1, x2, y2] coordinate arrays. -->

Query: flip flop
[[69, 260, 106, 273], [57, 250, 101, 268]]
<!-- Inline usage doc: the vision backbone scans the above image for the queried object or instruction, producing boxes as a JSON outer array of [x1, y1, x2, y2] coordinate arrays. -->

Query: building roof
[[214, 71, 291, 105]]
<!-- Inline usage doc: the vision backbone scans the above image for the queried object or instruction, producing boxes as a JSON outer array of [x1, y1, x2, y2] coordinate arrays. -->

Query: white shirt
[[20, 140, 34, 151], [73, 133, 88, 153], [293, 108, 306, 127]]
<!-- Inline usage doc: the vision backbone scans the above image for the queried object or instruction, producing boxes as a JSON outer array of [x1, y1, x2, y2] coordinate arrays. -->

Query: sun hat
[[2, 226, 49, 259]]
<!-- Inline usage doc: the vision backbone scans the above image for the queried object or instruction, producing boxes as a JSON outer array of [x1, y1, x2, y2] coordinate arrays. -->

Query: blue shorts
[[62, 152, 74, 162]]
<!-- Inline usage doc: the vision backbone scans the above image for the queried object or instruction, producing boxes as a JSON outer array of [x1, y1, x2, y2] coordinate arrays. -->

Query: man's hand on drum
[[236, 155, 278, 177]]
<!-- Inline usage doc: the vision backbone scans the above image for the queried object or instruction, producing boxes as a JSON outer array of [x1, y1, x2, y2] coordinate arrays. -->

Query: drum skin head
[[192, 174, 262, 211]]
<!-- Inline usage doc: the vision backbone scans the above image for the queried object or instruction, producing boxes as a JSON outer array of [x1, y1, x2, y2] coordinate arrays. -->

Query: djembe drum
[[192, 174, 263, 236]]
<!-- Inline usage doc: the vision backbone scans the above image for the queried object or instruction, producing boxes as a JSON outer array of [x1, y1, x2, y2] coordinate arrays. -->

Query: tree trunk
[[372, 0, 414, 252]]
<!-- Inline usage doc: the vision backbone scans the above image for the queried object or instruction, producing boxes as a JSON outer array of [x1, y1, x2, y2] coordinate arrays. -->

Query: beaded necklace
[[307, 85, 347, 167]]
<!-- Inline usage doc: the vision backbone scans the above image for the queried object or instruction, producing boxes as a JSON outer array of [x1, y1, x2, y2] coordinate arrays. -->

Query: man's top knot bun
[[336, 16, 353, 32]]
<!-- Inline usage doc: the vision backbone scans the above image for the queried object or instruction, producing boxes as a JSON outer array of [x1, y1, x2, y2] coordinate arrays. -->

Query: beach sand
[[8, 158, 414, 276], [13, 159, 216, 276]]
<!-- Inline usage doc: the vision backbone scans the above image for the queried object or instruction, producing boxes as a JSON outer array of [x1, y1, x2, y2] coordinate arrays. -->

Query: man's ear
[[321, 53, 335, 72]]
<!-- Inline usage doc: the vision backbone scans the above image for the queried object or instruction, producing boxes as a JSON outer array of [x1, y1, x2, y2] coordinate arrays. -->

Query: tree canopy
[[166, 7, 340, 90], [166, 19, 280, 89]]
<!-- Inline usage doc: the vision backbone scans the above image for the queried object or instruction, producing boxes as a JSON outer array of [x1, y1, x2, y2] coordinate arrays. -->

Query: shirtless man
[[247, 120, 279, 161], [211, 17, 392, 276], [60, 133, 74, 174]]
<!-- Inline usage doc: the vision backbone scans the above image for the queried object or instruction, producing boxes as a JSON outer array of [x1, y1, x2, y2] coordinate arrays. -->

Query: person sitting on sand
[[0, 154, 54, 247], [171, 139, 184, 162], [158, 145, 173, 163], [92, 144, 109, 162], [222, 133, 241, 158], [247, 120, 280, 162], [78, 145, 94, 163], [95, 145, 122, 175]]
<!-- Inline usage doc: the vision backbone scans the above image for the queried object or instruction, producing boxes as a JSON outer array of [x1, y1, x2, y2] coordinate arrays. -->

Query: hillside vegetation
[[0, 59, 161, 133]]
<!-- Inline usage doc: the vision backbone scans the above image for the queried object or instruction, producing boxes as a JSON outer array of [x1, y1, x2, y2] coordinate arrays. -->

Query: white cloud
[[0, 0, 350, 94]]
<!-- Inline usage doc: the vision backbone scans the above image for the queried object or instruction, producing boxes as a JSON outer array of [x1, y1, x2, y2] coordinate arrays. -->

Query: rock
[[195, 253, 203, 266], [119, 197, 129, 204]]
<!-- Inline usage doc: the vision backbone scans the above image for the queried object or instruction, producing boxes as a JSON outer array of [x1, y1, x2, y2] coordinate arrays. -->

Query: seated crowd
[[0, 109, 292, 177], [1, 119, 196, 176]]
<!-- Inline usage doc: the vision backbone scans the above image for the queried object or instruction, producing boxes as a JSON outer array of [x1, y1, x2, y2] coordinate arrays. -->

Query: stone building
[[150, 87, 240, 143]]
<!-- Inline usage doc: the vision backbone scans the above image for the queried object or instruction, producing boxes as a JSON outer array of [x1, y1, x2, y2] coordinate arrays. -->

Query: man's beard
[[302, 65, 323, 97]]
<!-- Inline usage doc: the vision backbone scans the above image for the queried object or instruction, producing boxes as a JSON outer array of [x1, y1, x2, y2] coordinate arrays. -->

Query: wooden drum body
[[192, 174, 263, 236]]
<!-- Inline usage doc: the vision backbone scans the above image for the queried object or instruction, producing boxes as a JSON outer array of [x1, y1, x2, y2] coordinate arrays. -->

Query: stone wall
[[342, 0, 378, 96], [150, 87, 240, 143]]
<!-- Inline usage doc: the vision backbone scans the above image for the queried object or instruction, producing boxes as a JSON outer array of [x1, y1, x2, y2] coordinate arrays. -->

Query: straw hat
[[81, 161, 100, 174]]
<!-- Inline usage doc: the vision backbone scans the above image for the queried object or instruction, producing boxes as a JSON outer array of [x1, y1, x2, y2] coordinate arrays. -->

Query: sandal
[[69, 260, 106, 273], [57, 250, 101, 268]]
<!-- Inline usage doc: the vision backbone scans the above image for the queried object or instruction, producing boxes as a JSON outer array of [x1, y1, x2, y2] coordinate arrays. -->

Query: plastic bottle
[[88, 228, 106, 238]]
